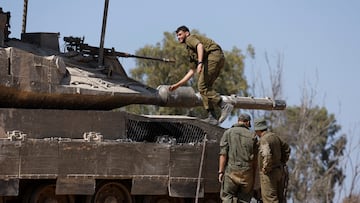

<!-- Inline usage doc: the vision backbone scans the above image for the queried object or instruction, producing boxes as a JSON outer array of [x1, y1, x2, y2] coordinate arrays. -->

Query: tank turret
[[0, 22, 286, 111]]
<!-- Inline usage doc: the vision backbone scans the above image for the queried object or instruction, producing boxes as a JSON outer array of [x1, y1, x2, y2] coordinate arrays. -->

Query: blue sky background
[[2, 0, 360, 201]]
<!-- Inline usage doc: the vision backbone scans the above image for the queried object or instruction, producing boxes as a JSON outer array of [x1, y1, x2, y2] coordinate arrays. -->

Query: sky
[[2, 0, 360, 200]]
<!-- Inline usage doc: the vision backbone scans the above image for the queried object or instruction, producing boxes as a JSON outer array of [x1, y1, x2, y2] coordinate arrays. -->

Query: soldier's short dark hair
[[238, 113, 251, 122], [176, 25, 190, 33]]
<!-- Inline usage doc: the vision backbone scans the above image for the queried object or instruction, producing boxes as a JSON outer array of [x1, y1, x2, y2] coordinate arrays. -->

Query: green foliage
[[218, 47, 248, 96], [274, 105, 346, 203], [127, 29, 250, 117]]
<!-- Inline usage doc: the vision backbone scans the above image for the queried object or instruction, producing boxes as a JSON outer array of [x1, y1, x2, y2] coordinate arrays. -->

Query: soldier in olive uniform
[[169, 25, 233, 125], [218, 114, 258, 202], [254, 118, 290, 203]]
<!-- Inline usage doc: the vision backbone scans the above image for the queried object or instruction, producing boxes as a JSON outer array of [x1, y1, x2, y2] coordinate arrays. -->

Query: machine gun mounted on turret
[[63, 36, 175, 63]]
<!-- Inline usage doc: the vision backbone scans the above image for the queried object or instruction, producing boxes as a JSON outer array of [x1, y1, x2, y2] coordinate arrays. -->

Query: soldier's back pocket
[[228, 169, 254, 193]]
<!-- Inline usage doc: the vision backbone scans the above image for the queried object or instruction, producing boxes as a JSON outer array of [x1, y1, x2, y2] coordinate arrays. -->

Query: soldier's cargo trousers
[[259, 167, 285, 203], [220, 169, 254, 203], [197, 52, 224, 111]]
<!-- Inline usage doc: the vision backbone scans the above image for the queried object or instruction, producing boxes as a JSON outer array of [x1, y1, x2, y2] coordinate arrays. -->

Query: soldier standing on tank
[[169, 25, 233, 125], [254, 118, 290, 203], [218, 113, 258, 202]]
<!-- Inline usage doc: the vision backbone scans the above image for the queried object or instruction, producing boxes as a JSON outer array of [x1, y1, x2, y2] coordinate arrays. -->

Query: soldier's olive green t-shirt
[[258, 132, 290, 173], [185, 34, 223, 64], [219, 124, 257, 171]]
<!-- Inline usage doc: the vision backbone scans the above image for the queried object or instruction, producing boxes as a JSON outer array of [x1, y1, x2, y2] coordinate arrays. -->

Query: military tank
[[0, 4, 286, 203], [0, 32, 285, 111]]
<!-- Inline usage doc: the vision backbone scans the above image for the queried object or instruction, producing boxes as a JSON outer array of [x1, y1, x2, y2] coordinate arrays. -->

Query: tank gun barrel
[[220, 95, 286, 110], [157, 85, 286, 110]]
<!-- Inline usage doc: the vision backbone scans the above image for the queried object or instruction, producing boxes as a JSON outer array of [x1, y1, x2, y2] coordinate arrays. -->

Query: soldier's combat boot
[[218, 100, 234, 123], [202, 110, 219, 126]]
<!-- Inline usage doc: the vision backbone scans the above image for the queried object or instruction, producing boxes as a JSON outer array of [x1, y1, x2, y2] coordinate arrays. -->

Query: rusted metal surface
[[0, 35, 286, 110], [0, 6, 287, 201], [56, 177, 95, 195], [0, 108, 223, 197]]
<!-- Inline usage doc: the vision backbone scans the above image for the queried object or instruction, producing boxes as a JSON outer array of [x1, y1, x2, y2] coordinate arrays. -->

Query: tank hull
[[0, 108, 223, 202]]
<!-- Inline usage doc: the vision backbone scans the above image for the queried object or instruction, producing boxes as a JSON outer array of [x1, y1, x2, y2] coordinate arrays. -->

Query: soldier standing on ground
[[254, 118, 290, 203], [169, 25, 233, 125], [218, 114, 258, 202]]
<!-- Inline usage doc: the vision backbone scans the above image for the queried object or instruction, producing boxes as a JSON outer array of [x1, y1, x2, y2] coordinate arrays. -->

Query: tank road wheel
[[28, 184, 75, 203], [92, 182, 133, 203], [143, 195, 185, 203]]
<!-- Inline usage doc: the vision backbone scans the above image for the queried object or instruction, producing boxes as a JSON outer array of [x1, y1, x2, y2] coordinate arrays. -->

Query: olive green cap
[[254, 118, 267, 131]]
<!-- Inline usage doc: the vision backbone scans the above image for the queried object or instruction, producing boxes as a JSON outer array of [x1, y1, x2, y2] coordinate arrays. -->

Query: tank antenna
[[22, 0, 28, 33], [98, 0, 109, 69]]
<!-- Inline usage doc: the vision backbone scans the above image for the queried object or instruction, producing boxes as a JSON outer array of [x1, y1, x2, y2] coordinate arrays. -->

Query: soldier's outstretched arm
[[169, 68, 195, 91]]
